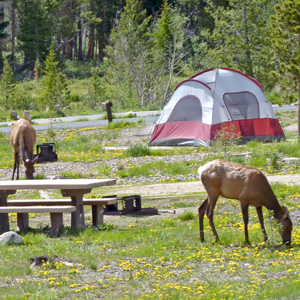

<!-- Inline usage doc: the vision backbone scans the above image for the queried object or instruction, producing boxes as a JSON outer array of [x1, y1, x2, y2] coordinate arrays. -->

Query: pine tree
[[104, 0, 187, 108], [18, 0, 55, 65], [104, 0, 151, 108], [0, 59, 15, 110], [205, 0, 278, 87], [39, 49, 70, 111], [87, 69, 104, 108], [270, 0, 300, 135], [151, 0, 187, 103], [0, 0, 8, 70]]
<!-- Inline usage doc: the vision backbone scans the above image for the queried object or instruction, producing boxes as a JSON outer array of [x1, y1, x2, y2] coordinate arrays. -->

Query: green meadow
[[0, 111, 300, 299]]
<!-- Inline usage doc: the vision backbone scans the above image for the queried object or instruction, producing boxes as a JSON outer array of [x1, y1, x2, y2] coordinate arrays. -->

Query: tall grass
[[125, 143, 150, 157]]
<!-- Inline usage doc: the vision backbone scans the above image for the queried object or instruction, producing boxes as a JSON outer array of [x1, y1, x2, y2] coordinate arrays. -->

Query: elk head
[[279, 206, 293, 245], [23, 156, 39, 180]]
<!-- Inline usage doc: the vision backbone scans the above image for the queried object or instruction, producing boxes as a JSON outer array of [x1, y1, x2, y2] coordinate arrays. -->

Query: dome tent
[[149, 68, 285, 147]]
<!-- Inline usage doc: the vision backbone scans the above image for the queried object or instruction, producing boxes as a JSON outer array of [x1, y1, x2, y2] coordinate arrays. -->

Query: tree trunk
[[78, 15, 83, 60], [298, 33, 300, 138], [298, 78, 300, 137], [86, 0, 95, 60], [243, 3, 253, 77], [98, 39, 104, 62], [10, 4, 16, 62], [98, 7, 107, 62], [65, 41, 73, 60], [86, 25, 95, 59]]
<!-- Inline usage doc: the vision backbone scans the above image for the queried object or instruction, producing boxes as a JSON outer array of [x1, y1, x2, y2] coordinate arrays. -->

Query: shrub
[[177, 211, 195, 221], [125, 143, 150, 157], [210, 123, 241, 156], [105, 121, 134, 130]]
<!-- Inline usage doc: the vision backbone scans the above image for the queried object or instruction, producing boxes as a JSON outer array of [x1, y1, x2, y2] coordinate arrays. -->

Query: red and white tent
[[149, 68, 285, 146]]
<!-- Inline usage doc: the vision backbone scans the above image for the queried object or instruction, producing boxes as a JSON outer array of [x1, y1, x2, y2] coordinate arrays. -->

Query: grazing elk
[[10, 119, 37, 180], [198, 159, 293, 245]]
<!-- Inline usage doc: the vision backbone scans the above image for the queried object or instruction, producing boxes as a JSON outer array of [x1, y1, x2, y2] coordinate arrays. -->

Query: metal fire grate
[[104, 195, 158, 215], [35, 143, 58, 163]]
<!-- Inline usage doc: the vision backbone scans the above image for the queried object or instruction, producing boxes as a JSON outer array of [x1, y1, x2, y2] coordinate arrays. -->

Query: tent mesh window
[[168, 96, 202, 122], [223, 92, 259, 120]]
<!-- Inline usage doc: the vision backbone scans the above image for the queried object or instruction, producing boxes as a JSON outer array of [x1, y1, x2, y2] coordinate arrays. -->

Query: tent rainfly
[[149, 68, 285, 147]]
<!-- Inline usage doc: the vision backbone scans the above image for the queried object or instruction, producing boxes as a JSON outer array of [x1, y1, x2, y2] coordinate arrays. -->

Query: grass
[[117, 160, 197, 178], [1, 184, 300, 299], [2, 109, 300, 298]]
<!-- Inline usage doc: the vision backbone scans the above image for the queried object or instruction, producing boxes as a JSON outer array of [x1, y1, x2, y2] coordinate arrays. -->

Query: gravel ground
[[2, 124, 300, 197]]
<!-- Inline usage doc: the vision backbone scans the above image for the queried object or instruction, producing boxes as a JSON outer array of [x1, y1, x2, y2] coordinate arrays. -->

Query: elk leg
[[11, 152, 18, 180], [198, 198, 208, 242], [256, 206, 268, 242], [16, 154, 20, 180], [241, 203, 249, 243], [206, 197, 219, 242]]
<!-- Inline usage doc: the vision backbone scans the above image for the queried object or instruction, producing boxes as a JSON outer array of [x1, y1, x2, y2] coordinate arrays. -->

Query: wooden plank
[[0, 206, 76, 213], [8, 200, 72, 206], [7, 198, 117, 206], [83, 198, 117, 205], [0, 179, 116, 190]]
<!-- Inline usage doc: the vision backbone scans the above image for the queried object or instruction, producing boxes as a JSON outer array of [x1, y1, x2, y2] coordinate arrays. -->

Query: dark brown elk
[[198, 159, 293, 245], [10, 119, 37, 180]]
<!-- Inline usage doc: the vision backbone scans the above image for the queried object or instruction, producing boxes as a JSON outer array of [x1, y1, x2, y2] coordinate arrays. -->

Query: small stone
[[0, 231, 23, 245]]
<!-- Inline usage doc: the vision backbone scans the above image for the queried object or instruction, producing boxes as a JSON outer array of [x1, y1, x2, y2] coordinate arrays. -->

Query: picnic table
[[0, 179, 116, 233]]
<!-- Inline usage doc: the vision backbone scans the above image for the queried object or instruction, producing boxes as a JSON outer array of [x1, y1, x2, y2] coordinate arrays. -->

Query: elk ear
[[33, 155, 39, 164], [281, 206, 290, 218]]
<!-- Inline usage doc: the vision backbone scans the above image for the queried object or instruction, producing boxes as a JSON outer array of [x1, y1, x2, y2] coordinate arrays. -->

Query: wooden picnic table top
[[0, 178, 117, 190]]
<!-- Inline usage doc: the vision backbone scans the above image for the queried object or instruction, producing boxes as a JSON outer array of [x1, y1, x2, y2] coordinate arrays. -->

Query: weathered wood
[[17, 213, 29, 231], [61, 189, 91, 230], [0, 206, 76, 213], [7, 198, 117, 206], [7, 198, 117, 228], [92, 205, 104, 227], [0, 206, 76, 237], [0, 179, 117, 190], [50, 213, 63, 237], [0, 190, 16, 233], [0, 179, 116, 233]]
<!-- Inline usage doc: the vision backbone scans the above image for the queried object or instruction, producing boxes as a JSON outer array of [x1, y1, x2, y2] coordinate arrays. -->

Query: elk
[[10, 119, 38, 180], [198, 159, 293, 245]]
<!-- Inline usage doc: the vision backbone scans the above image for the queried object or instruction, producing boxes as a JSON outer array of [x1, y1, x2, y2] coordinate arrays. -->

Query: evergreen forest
[[0, 0, 299, 115]]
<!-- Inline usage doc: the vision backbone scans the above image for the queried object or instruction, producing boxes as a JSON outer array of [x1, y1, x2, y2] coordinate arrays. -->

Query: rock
[[0, 231, 23, 245], [10, 111, 18, 120], [282, 157, 300, 163]]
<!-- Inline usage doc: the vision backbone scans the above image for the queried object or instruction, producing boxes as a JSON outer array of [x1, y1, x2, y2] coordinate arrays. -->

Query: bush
[[105, 121, 133, 130], [177, 211, 195, 221], [125, 143, 150, 157]]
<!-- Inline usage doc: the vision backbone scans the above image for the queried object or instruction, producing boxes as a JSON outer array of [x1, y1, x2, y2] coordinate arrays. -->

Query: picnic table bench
[[0, 179, 116, 235], [6, 197, 117, 236], [0, 205, 76, 237]]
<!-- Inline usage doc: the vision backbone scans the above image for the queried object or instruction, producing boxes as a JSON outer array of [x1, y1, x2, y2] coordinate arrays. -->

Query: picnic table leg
[[92, 204, 105, 227], [0, 190, 16, 233], [17, 213, 29, 231], [61, 188, 91, 231]]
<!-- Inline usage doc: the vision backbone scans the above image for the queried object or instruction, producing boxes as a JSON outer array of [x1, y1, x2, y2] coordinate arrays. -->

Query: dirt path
[[105, 173, 300, 197]]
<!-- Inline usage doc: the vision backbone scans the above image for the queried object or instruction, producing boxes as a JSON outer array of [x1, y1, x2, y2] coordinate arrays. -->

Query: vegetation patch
[[1, 184, 300, 299]]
